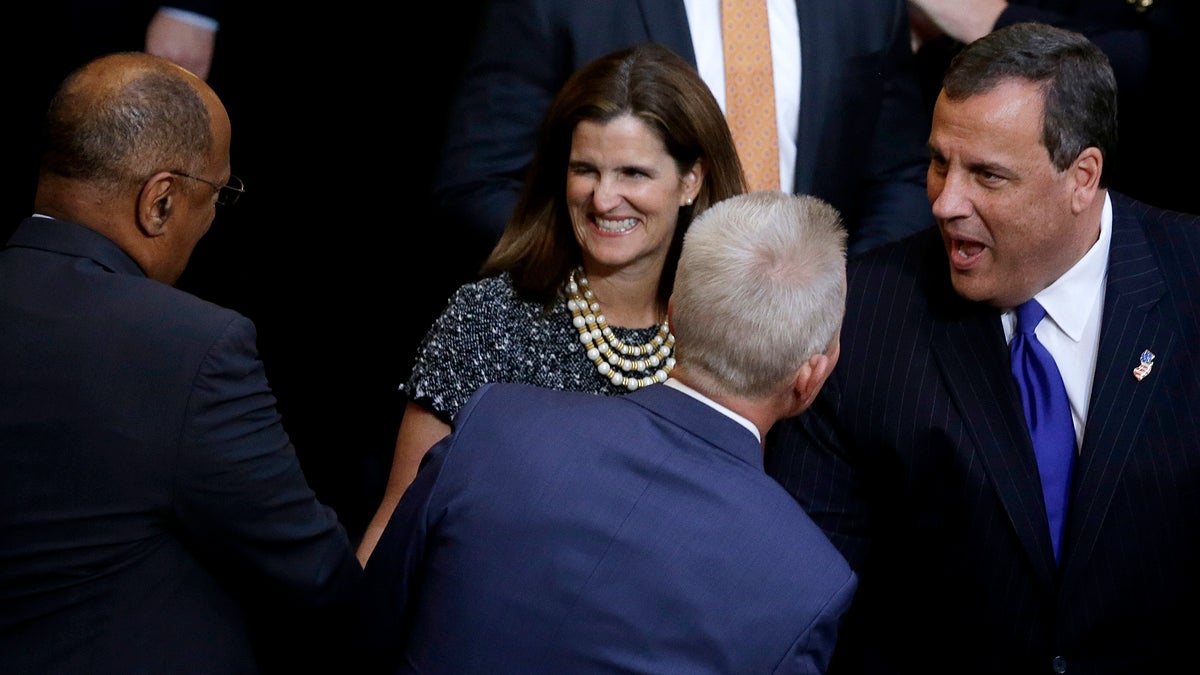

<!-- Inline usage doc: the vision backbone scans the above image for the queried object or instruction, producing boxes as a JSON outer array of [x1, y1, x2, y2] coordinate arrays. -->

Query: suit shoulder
[[457, 381, 607, 422], [846, 228, 944, 306], [123, 279, 249, 340], [1113, 191, 1200, 270]]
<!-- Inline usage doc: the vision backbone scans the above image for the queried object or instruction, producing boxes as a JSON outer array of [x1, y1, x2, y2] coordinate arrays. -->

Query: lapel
[[928, 273, 1060, 590], [638, 0, 697, 64], [1059, 196, 1170, 586], [791, 0, 825, 193], [927, 197, 1172, 590]]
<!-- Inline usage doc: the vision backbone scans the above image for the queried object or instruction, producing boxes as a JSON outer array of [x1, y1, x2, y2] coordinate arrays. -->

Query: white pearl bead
[[566, 266, 675, 391]]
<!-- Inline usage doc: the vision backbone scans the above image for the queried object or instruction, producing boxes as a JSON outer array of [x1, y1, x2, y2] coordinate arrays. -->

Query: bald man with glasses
[[0, 52, 361, 674]]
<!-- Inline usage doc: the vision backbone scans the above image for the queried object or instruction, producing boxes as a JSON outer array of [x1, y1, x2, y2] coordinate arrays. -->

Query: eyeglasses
[[170, 171, 245, 206]]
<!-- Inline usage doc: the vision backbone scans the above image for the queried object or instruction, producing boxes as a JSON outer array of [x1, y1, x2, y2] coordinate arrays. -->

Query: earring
[[684, 197, 694, 206]]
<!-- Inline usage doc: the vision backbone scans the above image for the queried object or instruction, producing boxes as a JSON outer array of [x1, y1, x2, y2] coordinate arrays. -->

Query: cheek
[[926, 169, 944, 202], [564, 174, 593, 206], [635, 182, 682, 218], [979, 195, 1047, 274]]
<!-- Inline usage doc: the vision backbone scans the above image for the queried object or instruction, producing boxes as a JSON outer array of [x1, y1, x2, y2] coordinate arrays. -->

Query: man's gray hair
[[673, 191, 847, 398]]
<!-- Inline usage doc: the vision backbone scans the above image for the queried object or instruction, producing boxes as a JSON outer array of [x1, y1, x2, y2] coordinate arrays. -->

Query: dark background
[[6, 3, 489, 543]]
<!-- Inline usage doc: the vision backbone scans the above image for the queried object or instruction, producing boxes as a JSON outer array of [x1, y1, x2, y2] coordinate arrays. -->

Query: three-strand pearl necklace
[[566, 267, 675, 391]]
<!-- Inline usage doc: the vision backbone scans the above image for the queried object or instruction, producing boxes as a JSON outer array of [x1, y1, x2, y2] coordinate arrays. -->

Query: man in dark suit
[[766, 22, 1200, 674], [0, 52, 361, 674], [431, 0, 933, 276], [7, 1, 227, 242], [358, 191, 856, 674]]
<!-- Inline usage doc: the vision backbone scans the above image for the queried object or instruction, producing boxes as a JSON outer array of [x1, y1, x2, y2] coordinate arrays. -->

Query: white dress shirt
[[1002, 192, 1113, 451], [683, 0, 800, 191]]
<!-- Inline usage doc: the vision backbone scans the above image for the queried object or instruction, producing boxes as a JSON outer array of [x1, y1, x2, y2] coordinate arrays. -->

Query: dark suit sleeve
[[431, 0, 568, 255], [171, 315, 361, 607], [355, 386, 492, 669], [766, 374, 872, 572], [766, 379, 874, 675], [852, 0, 936, 255]]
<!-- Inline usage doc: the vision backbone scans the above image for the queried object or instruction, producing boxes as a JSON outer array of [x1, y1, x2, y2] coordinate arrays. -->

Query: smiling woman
[[355, 42, 747, 564]]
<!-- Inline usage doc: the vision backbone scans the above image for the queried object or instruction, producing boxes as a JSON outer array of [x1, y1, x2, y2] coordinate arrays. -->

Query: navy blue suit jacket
[[766, 193, 1200, 674], [360, 382, 856, 674], [433, 0, 932, 258], [0, 218, 361, 674]]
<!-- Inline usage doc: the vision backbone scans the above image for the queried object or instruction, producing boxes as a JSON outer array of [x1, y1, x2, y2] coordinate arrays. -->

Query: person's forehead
[[933, 84, 1044, 148]]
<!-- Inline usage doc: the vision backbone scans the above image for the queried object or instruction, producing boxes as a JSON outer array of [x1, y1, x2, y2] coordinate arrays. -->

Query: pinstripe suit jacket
[[765, 191, 1200, 674]]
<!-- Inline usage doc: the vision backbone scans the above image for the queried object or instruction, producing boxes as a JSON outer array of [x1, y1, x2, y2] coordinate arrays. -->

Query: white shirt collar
[[663, 378, 761, 442], [1036, 192, 1112, 341], [1004, 192, 1112, 341]]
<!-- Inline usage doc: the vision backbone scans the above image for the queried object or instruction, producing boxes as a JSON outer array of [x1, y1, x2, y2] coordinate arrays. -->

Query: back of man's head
[[41, 52, 214, 200], [34, 51, 231, 285], [672, 191, 847, 400]]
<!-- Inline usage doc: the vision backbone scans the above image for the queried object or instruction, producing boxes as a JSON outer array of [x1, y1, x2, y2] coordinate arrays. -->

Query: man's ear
[[1069, 146, 1103, 215], [138, 172, 177, 237], [793, 353, 829, 410], [792, 337, 839, 413]]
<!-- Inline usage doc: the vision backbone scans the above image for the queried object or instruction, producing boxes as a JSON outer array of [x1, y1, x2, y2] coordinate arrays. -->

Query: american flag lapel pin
[[1132, 349, 1155, 381]]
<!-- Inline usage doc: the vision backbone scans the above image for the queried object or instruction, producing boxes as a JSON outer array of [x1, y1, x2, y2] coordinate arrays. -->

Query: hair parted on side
[[943, 22, 1118, 184], [481, 42, 747, 308]]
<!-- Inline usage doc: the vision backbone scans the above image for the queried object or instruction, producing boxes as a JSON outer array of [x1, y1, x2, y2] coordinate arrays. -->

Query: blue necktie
[[1010, 299, 1075, 563]]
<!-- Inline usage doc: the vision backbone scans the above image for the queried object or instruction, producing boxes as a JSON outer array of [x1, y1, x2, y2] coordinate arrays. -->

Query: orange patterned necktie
[[722, 0, 780, 192]]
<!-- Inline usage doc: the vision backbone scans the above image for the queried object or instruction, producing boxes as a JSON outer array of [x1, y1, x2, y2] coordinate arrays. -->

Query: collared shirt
[[683, 0, 801, 191], [664, 377, 761, 443], [1002, 192, 1113, 451], [160, 6, 219, 31]]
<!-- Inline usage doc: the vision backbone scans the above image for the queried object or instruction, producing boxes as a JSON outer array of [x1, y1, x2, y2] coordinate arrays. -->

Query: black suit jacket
[[766, 192, 1200, 674], [432, 0, 932, 263], [0, 218, 361, 674]]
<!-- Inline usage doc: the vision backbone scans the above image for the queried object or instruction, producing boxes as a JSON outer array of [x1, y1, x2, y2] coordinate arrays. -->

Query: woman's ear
[[681, 158, 707, 205]]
